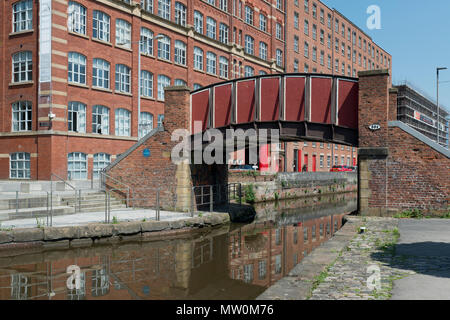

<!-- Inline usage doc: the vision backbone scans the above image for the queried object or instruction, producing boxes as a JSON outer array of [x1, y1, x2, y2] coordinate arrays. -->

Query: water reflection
[[0, 194, 356, 300]]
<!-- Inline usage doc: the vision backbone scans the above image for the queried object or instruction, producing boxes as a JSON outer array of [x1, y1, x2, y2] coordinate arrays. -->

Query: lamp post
[[437, 67, 447, 146], [119, 34, 164, 139]]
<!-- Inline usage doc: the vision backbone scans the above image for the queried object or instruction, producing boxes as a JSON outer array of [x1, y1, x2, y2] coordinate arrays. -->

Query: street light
[[437, 67, 447, 146], [118, 34, 164, 139]]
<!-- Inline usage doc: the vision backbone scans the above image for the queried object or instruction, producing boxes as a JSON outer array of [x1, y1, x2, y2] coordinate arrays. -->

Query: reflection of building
[[394, 83, 449, 148]]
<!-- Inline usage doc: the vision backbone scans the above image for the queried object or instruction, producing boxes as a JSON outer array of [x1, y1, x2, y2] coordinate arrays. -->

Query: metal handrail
[[100, 171, 131, 207], [50, 173, 78, 213]]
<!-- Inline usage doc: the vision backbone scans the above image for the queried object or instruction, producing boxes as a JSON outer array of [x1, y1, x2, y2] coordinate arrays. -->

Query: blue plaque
[[143, 148, 150, 158]]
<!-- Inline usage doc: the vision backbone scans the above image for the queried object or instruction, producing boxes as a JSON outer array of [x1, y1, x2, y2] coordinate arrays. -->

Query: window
[[157, 114, 164, 127], [304, 42, 309, 58], [115, 108, 131, 136], [174, 40, 186, 65], [294, 12, 299, 29], [194, 11, 203, 34], [193, 83, 202, 90], [116, 19, 131, 48], [259, 14, 267, 32], [294, 59, 299, 72], [304, 20, 309, 35], [219, 23, 229, 44], [320, 8, 324, 23], [276, 23, 282, 40], [92, 58, 109, 89], [141, 0, 153, 12], [194, 47, 203, 70], [93, 11, 110, 42], [312, 24, 317, 40], [158, 0, 171, 20], [243, 264, 253, 284], [68, 152, 87, 180], [275, 255, 282, 274], [245, 6, 253, 25], [12, 51, 32, 83], [206, 52, 216, 74], [140, 70, 153, 97], [276, 0, 282, 10], [219, 56, 228, 78], [115, 64, 130, 93], [157, 75, 171, 100], [157, 34, 170, 60], [327, 155, 331, 168], [259, 70, 267, 75], [320, 50, 324, 65], [68, 52, 86, 85], [68, 101, 86, 133], [320, 29, 324, 44], [140, 27, 153, 55], [174, 2, 186, 26], [174, 79, 186, 86], [206, 0, 215, 5], [244, 66, 254, 77], [10, 152, 30, 179], [12, 101, 32, 132], [244, 35, 254, 55], [327, 55, 331, 69], [312, 47, 317, 62], [93, 153, 110, 179], [276, 49, 283, 67], [68, 1, 86, 35], [139, 112, 153, 138], [92, 105, 109, 134], [320, 155, 324, 168], [13, 0, 33, 33], [258, 260, 266, 280], [206, 17, 216, 39], [259, 42, 268, 60], [219, 0, 228, 11]]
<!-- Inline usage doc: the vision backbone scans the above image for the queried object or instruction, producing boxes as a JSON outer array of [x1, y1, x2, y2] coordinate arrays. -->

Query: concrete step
[[0, 206, 75, 222]]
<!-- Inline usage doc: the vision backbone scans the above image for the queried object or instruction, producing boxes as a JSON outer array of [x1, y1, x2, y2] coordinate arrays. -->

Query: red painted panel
[[191, 89, 209, 133], [285, 76, 306, 121], [311, 77, 332, 124], [260, 77, 280, 121], [214, 84, 232, 128], [237, 80, 255, 123], [338, 80, 359, 129]]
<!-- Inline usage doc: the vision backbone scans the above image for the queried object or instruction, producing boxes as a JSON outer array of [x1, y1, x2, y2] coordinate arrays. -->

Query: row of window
[[10, 101, 164, 138]]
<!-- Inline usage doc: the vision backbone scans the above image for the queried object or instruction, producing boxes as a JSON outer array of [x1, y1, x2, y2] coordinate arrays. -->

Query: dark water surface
[[0, 193, 356, 300]]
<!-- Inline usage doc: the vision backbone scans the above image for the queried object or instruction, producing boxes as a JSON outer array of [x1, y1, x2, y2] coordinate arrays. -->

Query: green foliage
[[274, 192, 279, 201], [112, 216, 119, 224], [35, 217, 45, 229], [244, 184, 256, 204], [394, 209, 423, 219]]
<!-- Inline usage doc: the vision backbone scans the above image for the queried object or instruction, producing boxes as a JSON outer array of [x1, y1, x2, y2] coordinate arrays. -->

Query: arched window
[[93, 153, 111, 179], [10, 152, 30, 179], [92, 105, 109, 134], [68, 52, 86, 84], [140, 27, 153, 55], [174, 40, 186, 65], [194, 47, 203, 71], [115, 64, 130, 93], [93, 10, 110, 42], [115, 108, 131, 136], [12, 51, 32, 83], [68, 1, 86, 35], [67, 152, 87, 180], [92, 58, 110, 89], [140, 70, 153, 97], [157, 34, 170, 60], [115, 19, 131, 48], [157, 75, 171, 101], [139, 112, 153, 138], [206, 52, 216, 75], [13, 0, 33, 33], [12, 101, 32, 132], [68, 101, 86, 133], [174, 79, 186, 86]]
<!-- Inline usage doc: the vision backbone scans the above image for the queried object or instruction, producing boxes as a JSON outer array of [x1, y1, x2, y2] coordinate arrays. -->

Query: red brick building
[[0, 0, 389, 180]]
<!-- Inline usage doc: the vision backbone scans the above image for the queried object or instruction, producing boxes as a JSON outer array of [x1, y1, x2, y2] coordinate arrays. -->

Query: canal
[[0, 193, 356, 300]]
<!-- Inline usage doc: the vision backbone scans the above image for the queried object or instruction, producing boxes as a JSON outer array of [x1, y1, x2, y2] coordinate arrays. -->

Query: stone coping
[[0, 213, 230, 250]]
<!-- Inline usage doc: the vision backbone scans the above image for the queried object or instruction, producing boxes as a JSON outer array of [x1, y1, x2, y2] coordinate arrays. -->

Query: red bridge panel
[[260, 77, 280, 121], [311, 77, 332, 124], [237, 79, 256, 123], [214, 83, 232, 128], [191, 89, 209, 133], [285, 76, 306, 121], [338, 80, 359, 129]]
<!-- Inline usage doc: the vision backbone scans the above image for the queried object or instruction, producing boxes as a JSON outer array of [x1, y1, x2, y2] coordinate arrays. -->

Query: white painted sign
[[369, 124, 381, 131]]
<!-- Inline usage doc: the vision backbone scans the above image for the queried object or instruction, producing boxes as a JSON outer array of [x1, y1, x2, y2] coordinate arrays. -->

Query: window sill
[[141, 53, 156, 60], [92, 37, 112, 46], [157, 57, 172, 65], [9, 81, 34, 87], [9, 29, 34, 37], [115, 44, 132, 52], [115, 90, 133, 97], [92, 86, 112, 93], [194, 68, 205, 74], [68, 82, 89, 89], [174, 62, 188, 69], [68, 31, 89, 40], [141, 96, 155, 101]]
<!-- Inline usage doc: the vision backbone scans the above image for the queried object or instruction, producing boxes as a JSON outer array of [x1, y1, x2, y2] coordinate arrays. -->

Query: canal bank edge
[[0, 213, 230, 251], [256, 215, 363, 300]]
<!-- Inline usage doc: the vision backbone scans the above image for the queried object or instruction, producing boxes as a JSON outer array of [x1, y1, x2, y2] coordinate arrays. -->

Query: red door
[[297, 150, 302, 172], [312, 155, 317, 172], [303, 154, 308, 172], [353, 157, 357, 166]]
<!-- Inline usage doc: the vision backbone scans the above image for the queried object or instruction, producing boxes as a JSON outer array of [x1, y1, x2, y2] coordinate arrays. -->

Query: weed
[[394, 209, 423, 219], [35, 217, 45, 228], [244, 184, 256, 204], [112, 216, 119, 224]]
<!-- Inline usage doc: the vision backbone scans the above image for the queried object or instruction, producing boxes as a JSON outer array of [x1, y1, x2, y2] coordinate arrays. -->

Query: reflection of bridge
[[190, 74, 358, 146]]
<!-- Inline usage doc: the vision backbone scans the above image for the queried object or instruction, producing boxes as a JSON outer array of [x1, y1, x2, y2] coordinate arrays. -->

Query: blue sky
[[321, 0, 450, 115]]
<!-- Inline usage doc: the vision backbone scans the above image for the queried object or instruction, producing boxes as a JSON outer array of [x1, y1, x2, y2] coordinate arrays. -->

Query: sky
[[321, 0, 450, 116]]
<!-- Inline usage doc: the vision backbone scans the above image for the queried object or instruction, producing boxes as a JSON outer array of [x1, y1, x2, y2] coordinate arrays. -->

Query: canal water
[[0, 193, 356, 300]]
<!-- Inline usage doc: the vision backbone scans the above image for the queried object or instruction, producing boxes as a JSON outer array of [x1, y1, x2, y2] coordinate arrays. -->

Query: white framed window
[[304, 42, 309, 58], [294, 59, 299, 72], [115, 64, 131, 93], [312, 47, 317, 62], [294, 12, 299, 29], [157, 34, 171, 60], [140, 0, 153, 12], [194, 47, 203, 70], [12, 101, 32, 132], [12, 0, 33, 33], [140, 70, 153, 97], [276, 49, 283, 67], [93, 153, 110, 179], [259, 14, 267, 32], [158, 0, 171, 20], [12, 51, 32, 83], [206, 0, 215, 5], [174, 79, 186, 86], [174, 2, 186, 26], [193, 83, 202, 90], [68, 101, 86, 133], [92, 58, 110, 89], [219, 0, 227, 11], [139, 112, 153, 138], [157, 114, 164, 127], [68, 52, 86, 85], [244, 66, 254, 77], [219, 23, 229, 44], [10, 152, 30, 179], [174, 40, 186, 65], [67, 152, 87, 180], [157, 75, 171, 100], [206, 52, 216, 75], [92, 105, 109, 134], [219, 56, 228, 78], [245, 6, 253, 25], [68, 1, 86, 35], [259, 42, 267, 60], [245, 35, 254, 55], [115, 19, 131, 48], [304, 19, 309, 35], [115, 108, 131, 136], [93, 10, 110, 42], [140, 27, 153, 56], [294, 36, 299, 53], [206, 17, 216, 39], [276, 0, 282, 10], [276, 23, 282, 40], [194, 11, 203, 34], [243, 264, 253, 284]]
